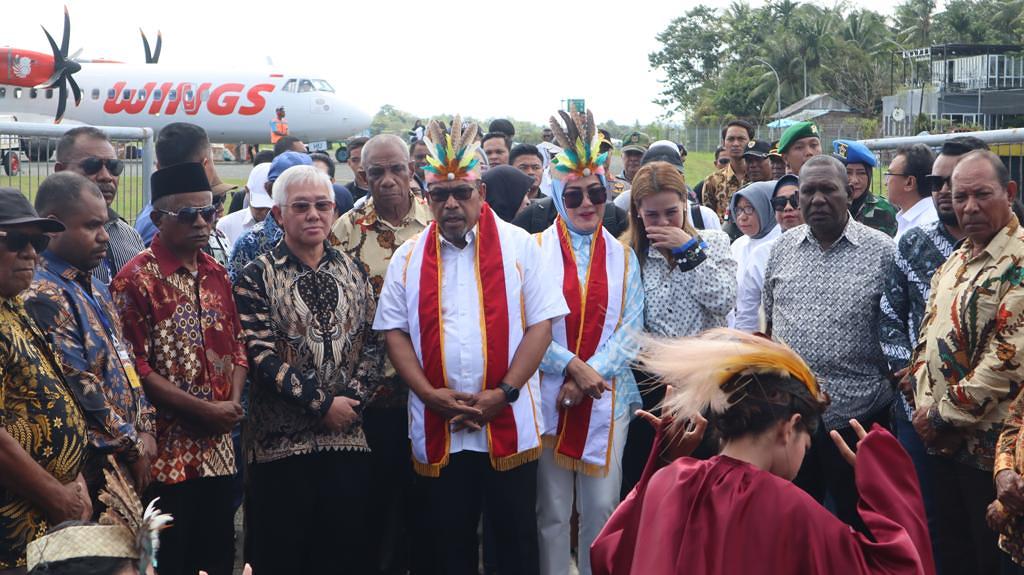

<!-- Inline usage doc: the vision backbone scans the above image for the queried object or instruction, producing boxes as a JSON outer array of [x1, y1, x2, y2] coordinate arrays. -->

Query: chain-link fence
[[858, 127, 1024, 195], [0, 122, 155, 225], [680, 121, 876, 154]]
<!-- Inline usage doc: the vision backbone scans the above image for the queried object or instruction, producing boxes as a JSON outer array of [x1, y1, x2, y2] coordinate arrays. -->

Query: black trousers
[[246, 450, 371, 575], [794, 409, 890, 535], [931, 455, 1014, 575], [620, 371, 665, 499], [363, 406, 415, 574], [148, 476, 235, 575], [417, 451, 540, 575]]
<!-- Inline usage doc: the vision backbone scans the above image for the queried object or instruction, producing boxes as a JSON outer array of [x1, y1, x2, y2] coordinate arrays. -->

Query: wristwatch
[[498, 382, 520, 404]]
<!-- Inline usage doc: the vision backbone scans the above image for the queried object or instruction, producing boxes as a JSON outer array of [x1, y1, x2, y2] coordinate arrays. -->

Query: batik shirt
[[853, 192, 899, 238], [227, 214, 283, 282], [203, 228, 232, 268], [112, 235, 248, 484], [879, 221, 959, 420], [331, 193, 431, 407], [234, 241, 384, 464], [764, 220, 896, 430], [913, 216, 1024, 472], [0, 297, 86, 569], [540, 227, 645, 420], [702, 164, 747, 220], [641, 230, 736, 339], [23, 251, 155, 460]]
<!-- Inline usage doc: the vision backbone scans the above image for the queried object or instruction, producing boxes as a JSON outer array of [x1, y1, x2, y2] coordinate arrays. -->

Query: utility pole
[[755, 57, 782, 136]]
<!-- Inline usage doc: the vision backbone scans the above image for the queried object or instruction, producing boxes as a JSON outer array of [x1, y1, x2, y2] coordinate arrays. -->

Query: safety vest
[[270, 118, 288, 143]]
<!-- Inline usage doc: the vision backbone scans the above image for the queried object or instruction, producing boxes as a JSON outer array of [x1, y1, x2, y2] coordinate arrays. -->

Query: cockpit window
[[311, 79, 335, 93], [282, 79, 297, 93], [298, 79, 315, 93]]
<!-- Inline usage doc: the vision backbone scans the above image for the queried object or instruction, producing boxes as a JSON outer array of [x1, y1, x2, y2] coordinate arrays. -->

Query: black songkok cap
[[150, 162, 211, 203]]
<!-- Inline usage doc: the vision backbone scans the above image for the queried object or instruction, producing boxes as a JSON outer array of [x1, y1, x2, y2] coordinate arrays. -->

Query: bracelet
[[673, 239, 708, 272], [671, 237, 699, 256]]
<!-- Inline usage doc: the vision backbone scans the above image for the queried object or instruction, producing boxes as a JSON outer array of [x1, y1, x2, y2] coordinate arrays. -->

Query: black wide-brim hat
[[0, 187, 66, 232]]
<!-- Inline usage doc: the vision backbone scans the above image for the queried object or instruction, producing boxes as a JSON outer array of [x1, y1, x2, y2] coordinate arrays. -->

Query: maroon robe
[[591, 426, 935, 575]]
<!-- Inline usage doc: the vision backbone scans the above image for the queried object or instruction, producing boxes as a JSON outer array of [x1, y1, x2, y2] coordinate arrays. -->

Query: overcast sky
[[10, 0, 922, 126]]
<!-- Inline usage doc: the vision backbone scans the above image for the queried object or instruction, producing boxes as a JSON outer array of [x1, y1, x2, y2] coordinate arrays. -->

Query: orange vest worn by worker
[[270, 117, 289, 143]]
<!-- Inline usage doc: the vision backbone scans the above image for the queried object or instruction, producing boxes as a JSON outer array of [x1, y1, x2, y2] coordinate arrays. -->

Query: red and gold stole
[[552, 217, 611, 467], [416, 203, 523, 476]]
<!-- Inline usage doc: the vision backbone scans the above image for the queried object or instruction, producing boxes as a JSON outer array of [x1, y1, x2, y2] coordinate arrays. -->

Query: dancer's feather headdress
[[548, 109, 608, 181], [422, 115, 481, 184], [638, 329, 824, 422], [27, 456, 173, 573]]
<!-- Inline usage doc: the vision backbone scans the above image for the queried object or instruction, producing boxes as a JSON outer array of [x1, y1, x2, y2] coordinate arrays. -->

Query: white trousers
[[537, 412, 630, 575]]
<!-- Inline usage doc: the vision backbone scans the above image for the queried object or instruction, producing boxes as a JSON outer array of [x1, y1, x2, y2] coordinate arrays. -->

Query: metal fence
[[858, 127, 1024, 196], [0, 122, 155, 225], [679, 123, 869, 154]]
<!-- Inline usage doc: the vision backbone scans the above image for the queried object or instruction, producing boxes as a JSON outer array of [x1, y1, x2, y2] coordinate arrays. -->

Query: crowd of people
[[1, 108, 1023, 575]]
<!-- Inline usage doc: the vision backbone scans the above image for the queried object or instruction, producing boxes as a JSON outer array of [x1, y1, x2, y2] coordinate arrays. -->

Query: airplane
[[0, 8, 372, 161]]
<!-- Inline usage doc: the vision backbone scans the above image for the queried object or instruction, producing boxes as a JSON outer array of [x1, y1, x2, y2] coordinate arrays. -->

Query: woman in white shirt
[[728, 181, 781, 281]]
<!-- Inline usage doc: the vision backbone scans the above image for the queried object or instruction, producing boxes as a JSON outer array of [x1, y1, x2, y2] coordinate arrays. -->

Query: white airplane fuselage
[[0, 57, 370, 143]]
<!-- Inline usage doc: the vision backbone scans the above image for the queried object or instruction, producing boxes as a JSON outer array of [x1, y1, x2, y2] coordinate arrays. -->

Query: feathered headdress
[[26, 456, 173, 573], [422, 115, 481, 183], [548, 109, 608, 181], [637, 329, 823, 423]]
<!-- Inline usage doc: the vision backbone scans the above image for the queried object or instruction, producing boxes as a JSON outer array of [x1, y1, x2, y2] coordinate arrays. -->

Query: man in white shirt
[[887, 143, 937, 242], [216, 162, 271, 247], [373, 117, 566, 575]]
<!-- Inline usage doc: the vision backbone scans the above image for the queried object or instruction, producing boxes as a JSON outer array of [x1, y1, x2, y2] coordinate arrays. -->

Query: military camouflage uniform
[[853, 193, 898, 238], [702, 164, 747, 220]]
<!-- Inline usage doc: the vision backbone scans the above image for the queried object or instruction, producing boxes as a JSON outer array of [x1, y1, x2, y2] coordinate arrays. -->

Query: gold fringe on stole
[[412, 452, 450, 478], [490, 445, 543, 472], [541, 435, 612, 478]]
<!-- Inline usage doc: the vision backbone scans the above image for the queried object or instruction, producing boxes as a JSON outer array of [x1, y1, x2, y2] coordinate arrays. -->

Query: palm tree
[[894, 0, 936, 47]]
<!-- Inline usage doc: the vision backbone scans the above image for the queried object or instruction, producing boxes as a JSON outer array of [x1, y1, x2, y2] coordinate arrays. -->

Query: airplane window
[[298, 79, 314, 93], [14, 88, 21, 99], [91, 89, 100, 100], [169, 89, 177, 101], [123, 89, 131, 100], [282, 79, 297, 93], [139, 90, 147, 100], [199, 88, 210, 101], [45, 89, 53, 99], [312, 79, 335, 92], [108, 88, 115, 99], [185, 90, 194, 102], [0, 87, 5, 98], [154, 89, 162, 100], [30, 89, 38, 99]]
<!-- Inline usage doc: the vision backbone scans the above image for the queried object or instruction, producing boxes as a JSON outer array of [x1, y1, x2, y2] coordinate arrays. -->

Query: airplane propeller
[[141, 29, 162, 64], [38, 6, 81, 124]]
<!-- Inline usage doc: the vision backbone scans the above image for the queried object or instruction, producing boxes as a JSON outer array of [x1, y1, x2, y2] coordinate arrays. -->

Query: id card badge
[[124, 364, 143, 390]]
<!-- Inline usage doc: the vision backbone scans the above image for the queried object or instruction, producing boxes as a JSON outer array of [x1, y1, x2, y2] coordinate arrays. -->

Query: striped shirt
[[92, 210, 145, 285]]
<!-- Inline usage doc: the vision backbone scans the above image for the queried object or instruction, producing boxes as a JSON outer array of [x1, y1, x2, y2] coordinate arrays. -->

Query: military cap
[[621, 132, 650, 154], [832, 139, 877, 168], [777, 122, 820, 153], [743, 139, 772, 159]]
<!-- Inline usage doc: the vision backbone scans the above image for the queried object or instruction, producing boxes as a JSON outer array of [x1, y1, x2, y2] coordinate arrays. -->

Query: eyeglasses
[[0, 230, 50, 253], [428, 186, 475, 204], [924, 175, 951, 192], [286, 200, 336, 213], [771, 194, 799, 211], [733, 205, 756, 216], [155, 205, 216, 224], [883, 172, 911, 180], [562, 185, 608, 209], [78, 157, 124, 177]]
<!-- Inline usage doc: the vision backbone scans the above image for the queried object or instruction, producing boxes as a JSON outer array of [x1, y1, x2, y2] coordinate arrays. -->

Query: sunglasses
[[78, 157, 125, 177], [0, 230, 50, 253], [562, 185, 608, 209], [286, 200, 336, 214], [155, 205, 216, 224], [924, 175, 951, 193], [771, 194, 799, 211], [428, 186, 475, 204], [717, 158, 731, 166], [212, 194, 227, 208]]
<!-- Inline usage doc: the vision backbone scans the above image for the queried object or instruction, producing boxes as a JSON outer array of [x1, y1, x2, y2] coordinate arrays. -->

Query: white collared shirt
[[895, 197, 939, 243], [373, 220, 568, 455], [216, 208, 256, 251]]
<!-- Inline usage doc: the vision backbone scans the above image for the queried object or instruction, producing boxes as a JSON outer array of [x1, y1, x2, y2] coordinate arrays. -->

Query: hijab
[[729, 181, 778, 240], [550, 174, 608, 235], [482, 165, 535, 222]]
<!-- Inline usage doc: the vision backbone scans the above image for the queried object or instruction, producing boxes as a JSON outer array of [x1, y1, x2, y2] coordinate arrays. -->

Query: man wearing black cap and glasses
[[111, 163, 248, 575], [0, 187, 90, 573], [54, 126, 145, 286]]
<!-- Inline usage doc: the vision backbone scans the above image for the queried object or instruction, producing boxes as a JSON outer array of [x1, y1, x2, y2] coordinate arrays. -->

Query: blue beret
[[832, 139, 877, 168]]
